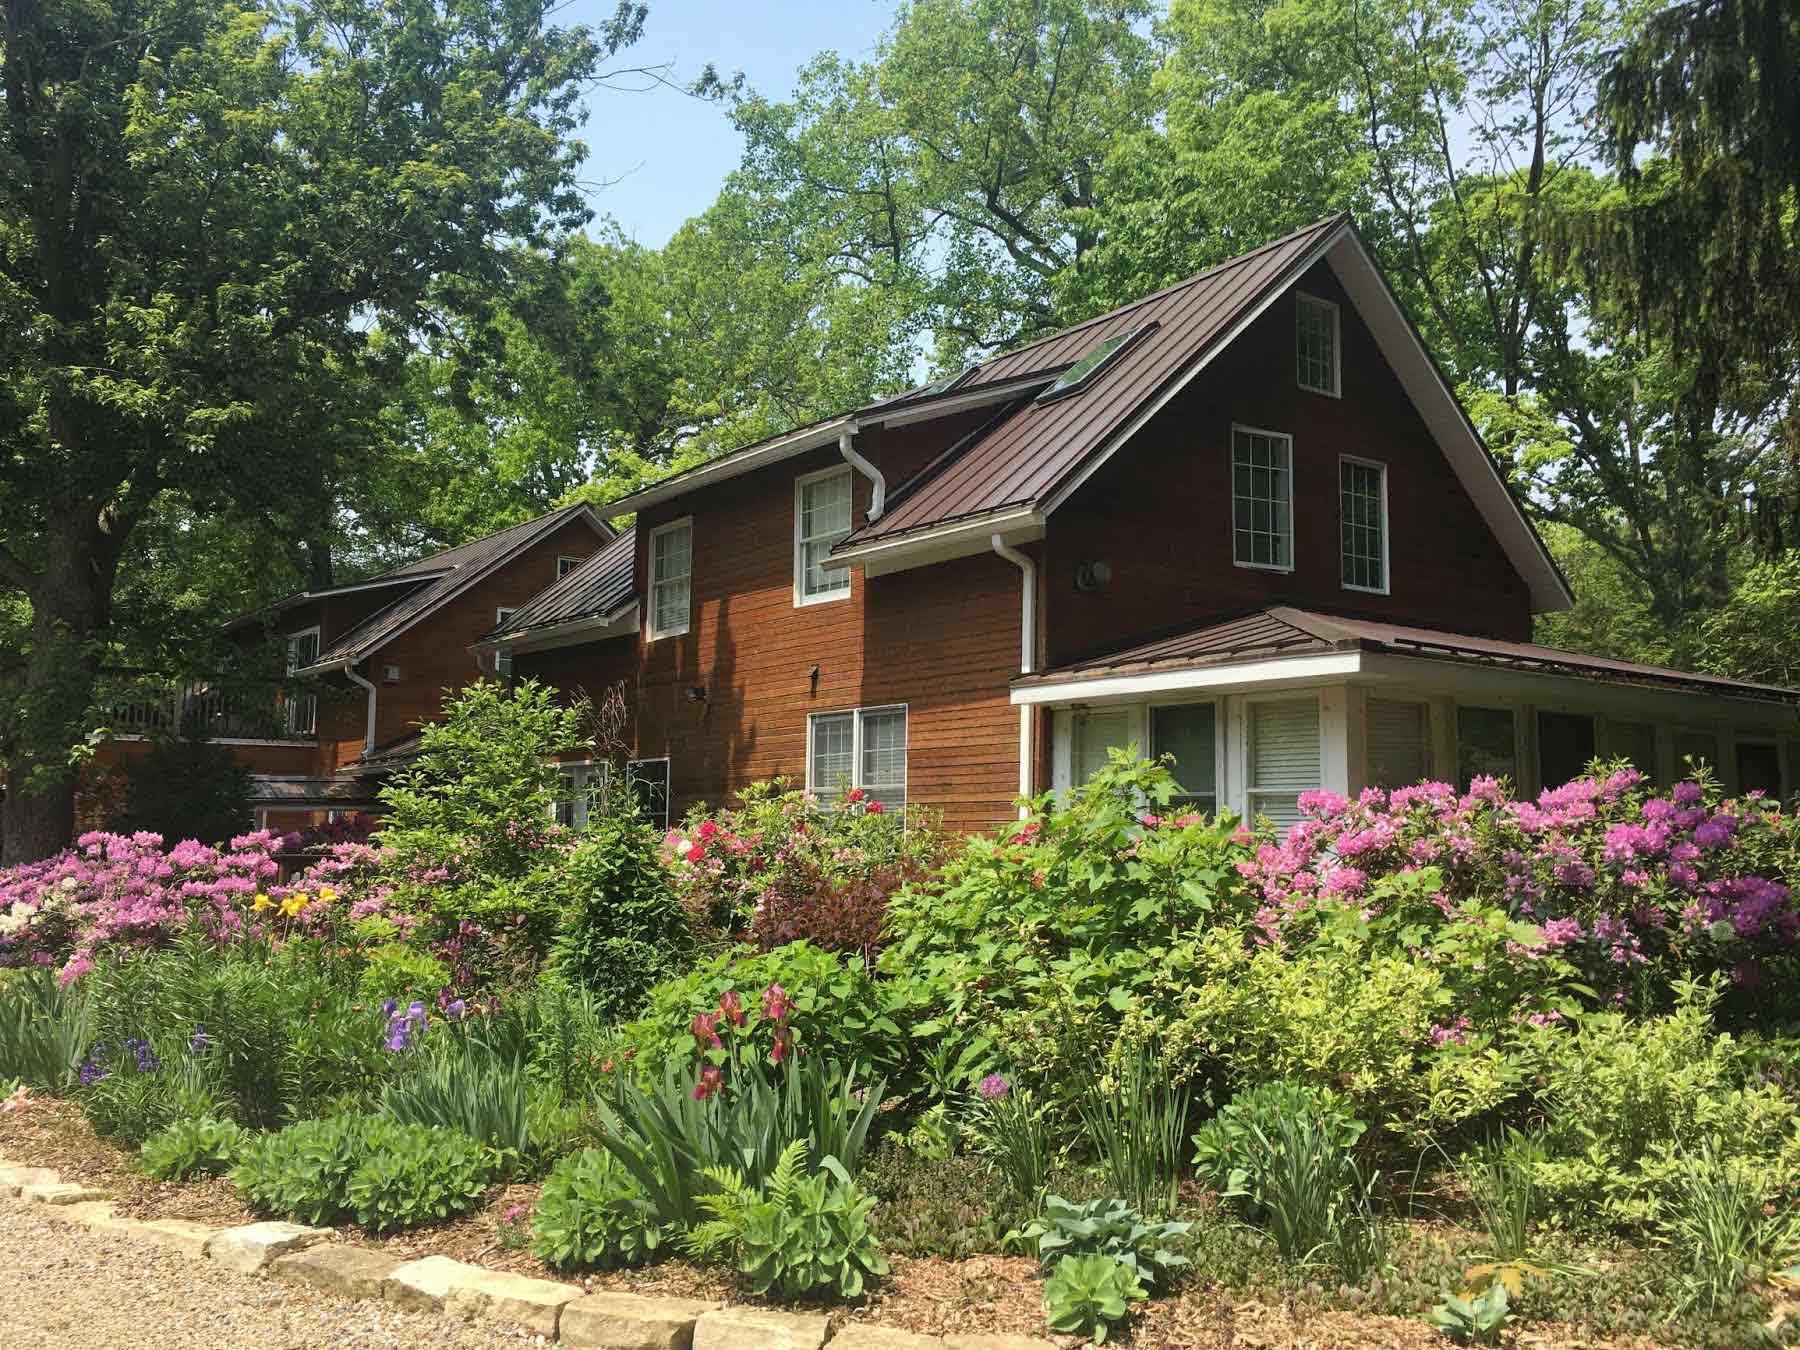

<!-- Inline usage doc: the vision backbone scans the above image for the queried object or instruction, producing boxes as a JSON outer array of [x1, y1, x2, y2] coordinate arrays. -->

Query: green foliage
[[1427, 1280, 1513, 1344], [687, 1139, 889, 1301], [860, 1146, 1008, 1259], [546, 815, 693, 1019], [0, 967, 91, 1089], [532, 1147, 670, 1271], [115, 739, 253, 848], [1251, 1104, 1391, 1284], [1043, 1252, 1145, 1345], [356, 945, 449, 1006], [1658, 1139, 1800, 1320], [1458, 1129, 1545, 1263], [1076, 1033, 1190, 1217], [139, 1116, 249, 1181], [969, 1079, 1052, 1214], [1019, 1195, 1191, 1293], [522, 981, 618, 1103], [82, 1049, 224, 1147], [343, 1123, 491, 1233], [381, 1028, 530, 1174], [1191, 1080, 1367, 1216], [235, 1114, 378, 1226]]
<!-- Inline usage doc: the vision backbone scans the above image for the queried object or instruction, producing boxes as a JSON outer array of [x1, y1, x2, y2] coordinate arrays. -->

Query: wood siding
[[1045, 260, 1534, 664]]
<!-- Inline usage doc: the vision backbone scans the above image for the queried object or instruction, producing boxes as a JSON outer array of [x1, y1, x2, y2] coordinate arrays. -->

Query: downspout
[[837, 419, 884, 520], [991, 534, 1036, 816], [342, 660, 377, 756]]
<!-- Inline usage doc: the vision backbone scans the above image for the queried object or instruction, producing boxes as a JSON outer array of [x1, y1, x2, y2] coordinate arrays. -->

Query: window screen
[[1537, 711, 1597, 791], [1249, 698, 1320, 830], [1600, 720, 1658, 777], [808, 707, 908, 810], [649, 522, 692, 638], [1152, 704, 1217, 813], [797, 470, 852, 601], [1340, 459, 1386, 592], [1073, 709, 1134, 788], [1738, 741, 1782, 797], [1367, 698, 1429, 789], [1297, 294, 1339, 395]]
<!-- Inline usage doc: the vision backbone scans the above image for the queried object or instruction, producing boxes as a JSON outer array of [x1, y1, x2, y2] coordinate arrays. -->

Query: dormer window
[[556, 555, 581, 579], [647, 518, 692, 640], [1296, 293, 1340, 396], [795, 467, 852, 605]]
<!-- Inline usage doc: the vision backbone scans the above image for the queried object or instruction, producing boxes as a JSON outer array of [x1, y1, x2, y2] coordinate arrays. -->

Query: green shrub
[[139, 1116, 248, 1180], [344, 1122, 490, 1232], [532, 1148, 670, 1270], [357, 944, 449, 1005], [1018, 1194, 1190, 1292], [1658, 1138, 1800, 1319], [546, 817, 693, 1020], [235, 1113, 374, 1224], [81, 1044, 223, 1146], [382, 1027, 529, 1172], [1252, 1104, 1390, 1283], [1076, 1032, 1189, 1217], [1190, 1079, 1366, 1215], [114, 736, 252, 847], [1043, 1252, 1144, 1344], [687, 1139, 889, 1300], [861, 1146, 1008, 1258], [0, 967, 91, 1089], [1427, 1281, 1513, 1344]]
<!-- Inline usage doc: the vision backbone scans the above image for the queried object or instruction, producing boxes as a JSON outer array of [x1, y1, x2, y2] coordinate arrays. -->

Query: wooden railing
[[105, 681, 314, 743]]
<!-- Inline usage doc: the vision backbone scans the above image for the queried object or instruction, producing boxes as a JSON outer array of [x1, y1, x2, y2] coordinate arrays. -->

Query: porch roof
[[247, 775, 382, 809], [1012, 607, 1800, 707]]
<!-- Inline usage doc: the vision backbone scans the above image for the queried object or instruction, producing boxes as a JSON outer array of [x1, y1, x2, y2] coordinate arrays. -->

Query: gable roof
[[477, 525, 638, 647], [294, 503, 611, 674], [1014, 606, 1799, 705]]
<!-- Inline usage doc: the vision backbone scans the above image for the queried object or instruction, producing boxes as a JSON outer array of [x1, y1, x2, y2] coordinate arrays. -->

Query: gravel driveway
[[0, 1194, 544, 1349]]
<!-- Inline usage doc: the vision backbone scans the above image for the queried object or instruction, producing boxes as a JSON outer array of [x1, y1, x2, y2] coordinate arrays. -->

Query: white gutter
[[991, 534, 1037, 816], [836, 419, 885, 520], [342, 661, 378, 755]]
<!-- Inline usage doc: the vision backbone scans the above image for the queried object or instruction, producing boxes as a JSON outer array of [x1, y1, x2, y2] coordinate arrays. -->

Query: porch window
[[552, 761, 607, 830], [1673, 730, 1717, 778], [1296, 293, 1340, 396], [1599, 719, 1657, 777], [1072, 708, 1133, 788], [627, 758, 671, 828], [1232, 427, 1293, 570], [284, 628, 320, 736], [1538, 711, 1596, 790], [1339, 458, 1387, 593], [1737, 740, 1782, 797], [1248, 697, 1320, 830], [1366, 698, 1429, 789], [1456, 706, 1515, 789], [648, 519, 692, 639], [1151, 703, 1217, 814], [808, 706, 908, 810], [795, 467, 853, 604]]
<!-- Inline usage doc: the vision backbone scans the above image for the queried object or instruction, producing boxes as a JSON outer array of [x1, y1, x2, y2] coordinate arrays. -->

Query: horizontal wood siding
[[1046, 260, 1534, 663]]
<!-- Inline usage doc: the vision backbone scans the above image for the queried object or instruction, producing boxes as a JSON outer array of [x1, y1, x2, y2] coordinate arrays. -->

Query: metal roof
[[480, 526, 637, 642], [841, 215, 1349, 547], [1016, 606, 1800, 704], [299, 503, 610, 672], [247, 775, 381, 808]]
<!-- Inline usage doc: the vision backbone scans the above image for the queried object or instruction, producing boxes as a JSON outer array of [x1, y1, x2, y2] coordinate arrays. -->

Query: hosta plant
[[344, 1122, 490, 1232], [1017, 1194, 1190, 1291], [686, 1138, 889, 1300], [1426, 1280, 1513, 1344], [532, 1148, 671, 1271], [139, 1115, 248, 1180], [1044, 1252, 1145, 1344]]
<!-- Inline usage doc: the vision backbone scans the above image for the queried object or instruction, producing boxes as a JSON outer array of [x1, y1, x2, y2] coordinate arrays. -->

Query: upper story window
[[1296, 292, 1340, 396], [647, 518, 692, 640], [284, 627, 320, 736], [808, 705, 907, 811], [1339, 456, 1388, 593], [493, 608, 518, 677], [1231, 426, 1293, 571], [795, 467, 852, 605], [556, 555, 581, 579]]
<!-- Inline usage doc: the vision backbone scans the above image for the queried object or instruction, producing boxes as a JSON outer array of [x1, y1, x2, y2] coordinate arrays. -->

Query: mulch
[[0, 1094, 1664, 1347]]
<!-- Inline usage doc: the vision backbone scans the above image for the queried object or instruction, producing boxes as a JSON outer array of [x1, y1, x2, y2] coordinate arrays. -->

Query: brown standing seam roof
[[843, 214, 1349, 546], [478, 525, 638, 641], [1015, 606, 1800, 704]]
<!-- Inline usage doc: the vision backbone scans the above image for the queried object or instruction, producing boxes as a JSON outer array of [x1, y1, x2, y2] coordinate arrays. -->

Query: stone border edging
[[0, 1155, 1055, 1350]]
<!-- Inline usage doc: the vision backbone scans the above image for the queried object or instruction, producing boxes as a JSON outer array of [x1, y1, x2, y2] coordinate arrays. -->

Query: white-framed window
[[1232, 426, 1293, 571], [1072, 708, 1134, 788], [1151, 701, 1218, 815], [493, 608, 518, 678], [1296, 291, 1341, 396], [1456, 705, 1517, 790], [551, 760, 607, 830], [794, 466, 853, 605], [807, 705, 908, 811], [1366, 698, 1430, 788], [1247, 696, 1320, 829], [1339, 456, 1388, 593], [647, 518, 692, 640], [284, 627, 320, 736], [557, 555, 582, 579], [627, 758, 671, 828]]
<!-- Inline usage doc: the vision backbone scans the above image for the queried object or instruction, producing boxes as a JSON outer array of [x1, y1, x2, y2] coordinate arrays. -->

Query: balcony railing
[[105, 681, 314, 743]]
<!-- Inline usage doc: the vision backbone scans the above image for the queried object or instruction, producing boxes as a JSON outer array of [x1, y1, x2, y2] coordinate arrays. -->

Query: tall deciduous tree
[[0, 0, 645, 861]]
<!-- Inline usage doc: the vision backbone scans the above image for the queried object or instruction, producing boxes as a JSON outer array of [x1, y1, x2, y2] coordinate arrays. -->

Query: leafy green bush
[[545, 815, 692, 1019], [1018, 1194, 1190, 1292], [861, 1146, 1008, 1258], [1043, 1252, 1144, 1344], [1076, 1033, 1189, 1217], [114, 735, 252, 847], [687, 1139, 889, 1300], [532, 1147, 671, 1271], [356, 944, 449, 1005], [1253, 1103, 1390, 1283], [344, 1123, 490, 1232], [81, 1043, 224, 1146], [1191, 1079, 1366, 1214], [139, 1116, 248, 1180], [235, 1113, 375, 1224]]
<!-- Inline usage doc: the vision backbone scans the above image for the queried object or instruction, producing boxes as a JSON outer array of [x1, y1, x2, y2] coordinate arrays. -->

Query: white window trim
[[793, 465, 855, 608], [284, 626, 321, 736], [556, 555, 582, 579], [550, 758, 607, 830], [285, 625, 321, 674], [1148, 698, 1223, 811], [1338, 453, 1390, 595], [1230, 424, 1296, 574], [805, 703, 909, 806], [1243, 691, 1323, 822], [1296, 291, 1342, 398], [493, 609, 518, 678], [646, 517, 693, 641], [627, 757, 672, 829]]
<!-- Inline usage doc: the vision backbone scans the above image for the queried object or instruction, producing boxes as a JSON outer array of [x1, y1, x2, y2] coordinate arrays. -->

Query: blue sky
[[567, 0, 896, 247]]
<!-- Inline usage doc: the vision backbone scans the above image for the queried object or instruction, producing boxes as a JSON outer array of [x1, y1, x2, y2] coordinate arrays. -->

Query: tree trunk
[[0, 512, 118, 865]]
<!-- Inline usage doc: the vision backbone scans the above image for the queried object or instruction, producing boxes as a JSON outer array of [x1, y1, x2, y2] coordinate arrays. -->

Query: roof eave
[[603, 419, 852, 518], [476, 600, 640, 654], [827, 506, 1045, 579]]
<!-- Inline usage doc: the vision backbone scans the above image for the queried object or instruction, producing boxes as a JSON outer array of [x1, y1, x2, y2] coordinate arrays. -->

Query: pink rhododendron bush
[[0, 829, 382, 982]]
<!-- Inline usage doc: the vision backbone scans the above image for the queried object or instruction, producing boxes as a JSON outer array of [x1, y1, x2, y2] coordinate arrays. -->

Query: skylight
[[1037, 321, 1158, 403]]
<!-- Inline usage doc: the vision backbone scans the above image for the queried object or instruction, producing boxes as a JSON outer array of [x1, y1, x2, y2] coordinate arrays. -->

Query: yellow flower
[[251, 894, 274, 913], [279, 894, 307, 918], [316, 886, 338, 904]]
